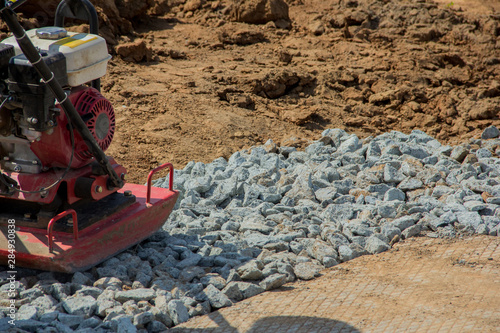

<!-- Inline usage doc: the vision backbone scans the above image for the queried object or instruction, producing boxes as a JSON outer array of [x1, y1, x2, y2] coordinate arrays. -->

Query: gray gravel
[[1, 126, 499, 332]]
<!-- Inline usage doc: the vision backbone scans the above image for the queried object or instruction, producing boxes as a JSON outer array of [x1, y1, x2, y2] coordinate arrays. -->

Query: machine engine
[[0, 26, 114, 174]]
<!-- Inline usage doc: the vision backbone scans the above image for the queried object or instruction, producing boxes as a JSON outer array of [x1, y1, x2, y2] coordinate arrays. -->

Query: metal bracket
[[47, 209, 78, 253], [146, 163, 174, 208]]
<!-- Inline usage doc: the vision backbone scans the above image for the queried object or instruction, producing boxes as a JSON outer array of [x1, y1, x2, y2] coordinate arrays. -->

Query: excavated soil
[[101, 0, 500, 183], [15, 0, 500, 183]]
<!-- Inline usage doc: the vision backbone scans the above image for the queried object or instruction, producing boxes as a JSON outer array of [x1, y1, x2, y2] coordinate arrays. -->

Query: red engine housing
[[30, 87, 115, 169]]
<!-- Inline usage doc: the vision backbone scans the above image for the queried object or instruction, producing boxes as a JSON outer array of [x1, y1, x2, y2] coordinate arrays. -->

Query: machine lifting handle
[[146, 163, 174, 208], [55, 0, 100, 91], [47, 209, 78, 253], [55, 0, 99, 35]]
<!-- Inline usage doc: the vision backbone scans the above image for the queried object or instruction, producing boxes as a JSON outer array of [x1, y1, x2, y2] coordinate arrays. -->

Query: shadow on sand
[[171, 311, 361, 332]]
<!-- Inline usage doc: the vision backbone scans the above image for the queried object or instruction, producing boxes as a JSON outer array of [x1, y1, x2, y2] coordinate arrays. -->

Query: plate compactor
[[0, 0, 178, 272]]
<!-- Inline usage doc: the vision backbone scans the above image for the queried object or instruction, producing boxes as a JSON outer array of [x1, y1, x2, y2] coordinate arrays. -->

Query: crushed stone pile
[[1, 127, 500, 332]]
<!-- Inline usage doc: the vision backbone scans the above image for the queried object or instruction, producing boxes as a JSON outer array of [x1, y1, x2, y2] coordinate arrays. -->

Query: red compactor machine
[[0, 0, 178, 272]]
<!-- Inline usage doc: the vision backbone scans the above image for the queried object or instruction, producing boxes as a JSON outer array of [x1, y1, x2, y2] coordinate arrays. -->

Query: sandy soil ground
[[172, 235, 500, 332]]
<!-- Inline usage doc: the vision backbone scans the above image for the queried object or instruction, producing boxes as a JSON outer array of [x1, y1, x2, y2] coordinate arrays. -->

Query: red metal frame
[[146, 163, 173, 207], [0, 163, 178, 272], [0, 157, 126, 204], [47, 209, 78, 253]]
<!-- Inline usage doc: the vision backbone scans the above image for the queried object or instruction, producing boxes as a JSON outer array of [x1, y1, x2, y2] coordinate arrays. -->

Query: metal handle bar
[[47, 209, 78, 253], [146, 163, 173, 208]]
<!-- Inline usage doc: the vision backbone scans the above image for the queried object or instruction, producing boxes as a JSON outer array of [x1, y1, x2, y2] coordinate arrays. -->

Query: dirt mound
[[15, 0, 172, 44], [101, 0, 500, 183], [230, 0, 290, 24], [2, 0, 500, 183]]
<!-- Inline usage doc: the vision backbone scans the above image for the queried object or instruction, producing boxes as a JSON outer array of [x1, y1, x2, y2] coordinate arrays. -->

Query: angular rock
[[304, 239, 339, 263], [286, 168, 316, 203], [384, 188, 406, 201], [384, 164, 405, 183], [259, 273, 287, 291], [338, 135, 362, 153], [72, 272, 94, 286], [147, 320, 168, 332], [464, 201, 487, 212], [58, 313, 85, 329], [481, 125, 500, 139], [381, 225, 402, 242], [402, 224, 422, 239], [222, 281, 264, 301], [133, 311, 155, 326], [200, 274, 227, 290], [392, 215, 420, 231], [115, 316, 137, 333], [11, 319, 48, 332], [167, 300, 190, 326], [115, 289, 156, 303], [201, 284, 232, 309], [17, 304, 38, 320], [456, 211, 483, 230], [62, 295, 97, 317], [365, 236, 390, 254], [450, 146, 469, 162], [94, 277, 123, 290], [294, 262, 322, 280], [236, 260, 264, 280]]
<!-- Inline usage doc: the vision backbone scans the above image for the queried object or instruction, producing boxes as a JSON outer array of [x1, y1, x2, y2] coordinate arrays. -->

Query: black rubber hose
[[0, 7, 123, 189]]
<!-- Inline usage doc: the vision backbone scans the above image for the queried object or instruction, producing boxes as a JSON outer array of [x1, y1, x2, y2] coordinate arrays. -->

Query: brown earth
[[102, 0, 500, 183], [14, 0, 500, 183]]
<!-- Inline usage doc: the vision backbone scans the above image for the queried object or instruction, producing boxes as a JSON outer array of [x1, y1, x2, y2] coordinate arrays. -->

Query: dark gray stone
[[481, 126, 500, 139], [58, 313, 85, 329], [201, 284, 232, 309], [133, 311, 154, 326], [115, 316, 137, 333], [78, 316, 102, 329], [167, 300, 189, 326], [147, 320, 168, 332]]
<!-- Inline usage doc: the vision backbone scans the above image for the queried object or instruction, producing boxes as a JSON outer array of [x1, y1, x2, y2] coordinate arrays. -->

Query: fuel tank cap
[[36, 27, 68, 40]]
